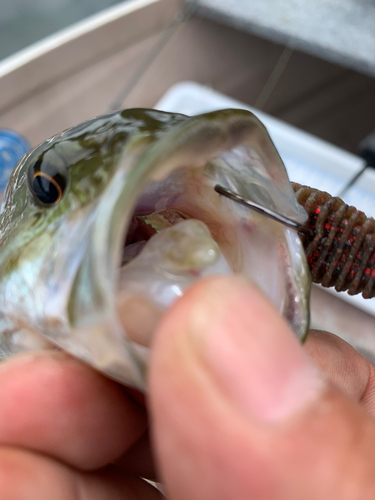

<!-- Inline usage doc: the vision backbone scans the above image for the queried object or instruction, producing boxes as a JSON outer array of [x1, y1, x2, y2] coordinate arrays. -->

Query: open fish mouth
[[64, 109, 311, 388], [0, 109, 311, 390]]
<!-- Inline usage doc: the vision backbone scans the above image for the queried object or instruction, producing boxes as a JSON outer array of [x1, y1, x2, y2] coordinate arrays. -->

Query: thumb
[[149, 277, 375, 500]]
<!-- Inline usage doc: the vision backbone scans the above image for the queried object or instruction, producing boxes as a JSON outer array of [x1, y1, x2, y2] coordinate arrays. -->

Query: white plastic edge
[[0, 0, 161, 79]]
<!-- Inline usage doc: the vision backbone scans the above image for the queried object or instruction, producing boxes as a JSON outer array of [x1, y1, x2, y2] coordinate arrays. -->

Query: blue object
[[0, 129, 30, 190]]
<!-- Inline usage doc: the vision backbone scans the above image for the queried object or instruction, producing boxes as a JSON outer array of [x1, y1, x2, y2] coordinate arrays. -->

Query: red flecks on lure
[[292, 183, 375, 299]]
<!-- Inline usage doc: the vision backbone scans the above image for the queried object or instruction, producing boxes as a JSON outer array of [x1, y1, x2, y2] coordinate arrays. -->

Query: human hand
[[149, 277, 375, 499], [1, 276, 375, 499], [0, 350, 160, 499]]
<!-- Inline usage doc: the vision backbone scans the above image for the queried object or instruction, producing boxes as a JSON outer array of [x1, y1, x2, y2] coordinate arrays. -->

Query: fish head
[[0, 108, 311, 389]]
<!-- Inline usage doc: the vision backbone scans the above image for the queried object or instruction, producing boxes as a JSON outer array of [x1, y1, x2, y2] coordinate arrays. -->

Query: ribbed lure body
[[293, 183, 375, 298]]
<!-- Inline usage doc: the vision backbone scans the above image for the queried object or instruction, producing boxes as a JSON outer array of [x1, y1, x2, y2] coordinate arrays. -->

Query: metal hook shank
[[214, 185, 312, 236]]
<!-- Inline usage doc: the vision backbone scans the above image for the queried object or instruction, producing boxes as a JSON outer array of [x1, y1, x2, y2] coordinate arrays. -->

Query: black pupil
[[27, 154, 67, 206], [32, 175, 59, 205]]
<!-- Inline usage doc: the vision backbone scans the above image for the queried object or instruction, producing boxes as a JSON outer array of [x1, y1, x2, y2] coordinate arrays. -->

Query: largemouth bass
[[0, 108, 310, 389]]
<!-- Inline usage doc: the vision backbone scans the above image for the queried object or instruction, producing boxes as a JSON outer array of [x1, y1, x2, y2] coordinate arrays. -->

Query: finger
[[0, 446, 163, 500], [0, 351, 147, 470], [150, 277, 375, 500], [116, 431, 158, 481], [305, 330, 375, 415]]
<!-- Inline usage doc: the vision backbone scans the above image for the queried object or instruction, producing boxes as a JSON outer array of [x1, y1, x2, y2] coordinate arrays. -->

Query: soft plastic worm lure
[[292, 183, 375, 298]]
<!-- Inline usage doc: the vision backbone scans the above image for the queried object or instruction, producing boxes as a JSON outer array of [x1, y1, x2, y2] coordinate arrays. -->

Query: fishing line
[[337, 164, 368, 198], [254, 38, 295, 110], [338, 131, 375, 197], [108, 1, 293, 115], [107, 0, 197, 112], [254, 39, 368, 197]]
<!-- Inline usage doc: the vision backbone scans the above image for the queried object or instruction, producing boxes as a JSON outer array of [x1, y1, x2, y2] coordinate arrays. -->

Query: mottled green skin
[[0, 109, 187, 277], [0, 109, 189, 370]]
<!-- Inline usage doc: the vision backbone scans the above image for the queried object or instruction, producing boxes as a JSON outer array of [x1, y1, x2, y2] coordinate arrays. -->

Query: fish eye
[[27, 155, 67, 206]]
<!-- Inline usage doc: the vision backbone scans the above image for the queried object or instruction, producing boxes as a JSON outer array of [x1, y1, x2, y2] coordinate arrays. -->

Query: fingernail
[[189, 277, 322, 422]]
